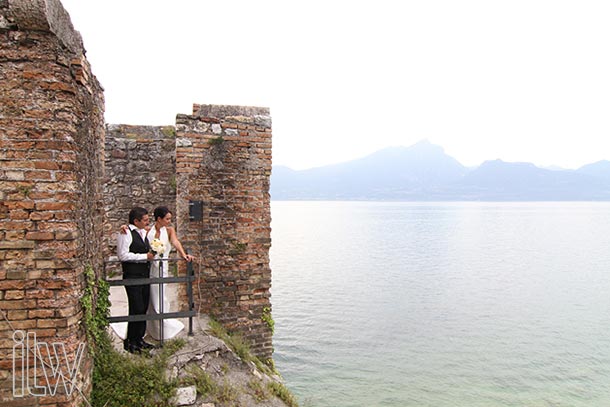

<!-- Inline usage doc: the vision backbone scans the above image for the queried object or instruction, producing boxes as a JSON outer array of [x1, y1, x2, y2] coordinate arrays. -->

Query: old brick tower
[[0, 1, 274, 406]]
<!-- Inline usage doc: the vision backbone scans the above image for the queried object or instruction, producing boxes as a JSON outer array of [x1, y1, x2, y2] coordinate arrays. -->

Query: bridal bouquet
[[150, 238, 165, 257]]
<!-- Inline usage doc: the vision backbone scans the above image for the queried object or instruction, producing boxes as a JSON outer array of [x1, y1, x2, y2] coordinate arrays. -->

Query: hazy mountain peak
[[271, 143, 610, 200], [479, 159, 538, 169], [372, 140, 448, 158], [409, 139, 444, 152], [577, 160, 610, 179], [363, 141, 463, 170], [579, 159, 610, 169], [411, 138, 434, 146]]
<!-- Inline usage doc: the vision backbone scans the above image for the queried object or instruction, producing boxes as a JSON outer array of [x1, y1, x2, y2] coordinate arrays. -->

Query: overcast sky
[[60, 0, 610, 170]]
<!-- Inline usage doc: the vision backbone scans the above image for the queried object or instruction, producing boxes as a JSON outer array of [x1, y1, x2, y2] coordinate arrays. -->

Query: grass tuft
[[248, 379, 270, 402], [91, 338, 186, 407], [268, 381, 300, 407], [182, 364, 216, 397]]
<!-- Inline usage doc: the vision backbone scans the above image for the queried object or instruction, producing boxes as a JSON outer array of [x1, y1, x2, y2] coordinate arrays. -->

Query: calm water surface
[[270, 202, 610, 407]]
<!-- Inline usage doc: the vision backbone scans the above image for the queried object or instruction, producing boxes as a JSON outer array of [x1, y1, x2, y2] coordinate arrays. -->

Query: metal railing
[[103, 256, 196, 346]]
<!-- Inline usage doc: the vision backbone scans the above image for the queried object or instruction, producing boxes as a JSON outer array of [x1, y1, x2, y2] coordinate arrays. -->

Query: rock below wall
[[109, 315, 292, 407]]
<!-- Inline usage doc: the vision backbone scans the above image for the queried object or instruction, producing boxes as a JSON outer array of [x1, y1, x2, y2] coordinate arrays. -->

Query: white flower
[[150, 238, 165, 256]]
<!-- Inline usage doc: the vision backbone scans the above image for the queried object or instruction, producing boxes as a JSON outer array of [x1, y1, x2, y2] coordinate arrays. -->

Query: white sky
[[60, 0, 610, 170]]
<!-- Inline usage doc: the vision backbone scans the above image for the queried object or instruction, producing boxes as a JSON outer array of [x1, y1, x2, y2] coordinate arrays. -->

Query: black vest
[[121, 229, 150, 277]]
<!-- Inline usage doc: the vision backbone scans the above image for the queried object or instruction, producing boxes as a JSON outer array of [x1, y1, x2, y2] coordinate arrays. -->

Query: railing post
[[187, 250, 194, 336], [159, 258, 165, 347]]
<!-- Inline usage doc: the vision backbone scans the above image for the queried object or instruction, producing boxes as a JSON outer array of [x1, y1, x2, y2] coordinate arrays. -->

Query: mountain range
[[271, 140, 610, 200]]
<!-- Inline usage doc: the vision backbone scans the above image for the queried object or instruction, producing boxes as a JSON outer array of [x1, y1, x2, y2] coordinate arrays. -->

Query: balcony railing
[[103, 256, 196, 346]]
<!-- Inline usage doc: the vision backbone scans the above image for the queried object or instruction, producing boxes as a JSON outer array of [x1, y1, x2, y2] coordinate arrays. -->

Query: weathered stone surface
[[103, 124, 177, 261], [104, 105, 274, 359], [211, 123, 222, 134], [0, 1, 104, 405], [2, 2, 276, 405], [7, 0, 83, 52], [158, 316, 287, 407], [172, 385, 197, 406], [193, 104, 269, 119], [176, 104, 273, 359], [254, 115, 272, 129], [176, 137, 193, 147]]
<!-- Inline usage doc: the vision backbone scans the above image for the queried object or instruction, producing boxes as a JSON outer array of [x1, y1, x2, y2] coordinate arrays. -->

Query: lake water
[[270, 201, 610, 407]]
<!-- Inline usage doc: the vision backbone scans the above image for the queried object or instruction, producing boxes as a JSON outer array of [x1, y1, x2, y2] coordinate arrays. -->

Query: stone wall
[[103, 124, 177, 262], [0, 0, 275, 404], [103, 107, 275, 360], [0, 0, 105, 405], [175, 104, 273, 359]]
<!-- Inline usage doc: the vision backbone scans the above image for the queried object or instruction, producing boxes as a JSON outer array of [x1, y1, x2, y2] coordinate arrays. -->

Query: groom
[[116, 207, 155, 353]]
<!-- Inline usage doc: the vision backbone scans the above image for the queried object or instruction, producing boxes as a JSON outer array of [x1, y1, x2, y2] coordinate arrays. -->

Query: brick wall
[[0, 0, 105, 405], [175, 104, 273, 359], [103, 109, 274, 359], [0, 0, 275, 403], [103, 124, 177, 263]]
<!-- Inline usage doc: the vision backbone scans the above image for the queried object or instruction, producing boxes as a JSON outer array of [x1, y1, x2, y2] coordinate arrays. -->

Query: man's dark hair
[[128, 207, 148, 224], [153, 206, 171, 221]]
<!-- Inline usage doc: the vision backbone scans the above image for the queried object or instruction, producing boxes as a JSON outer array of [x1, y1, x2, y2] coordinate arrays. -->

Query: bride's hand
[[183, 254, 194, 262], [119, 224, 129, 234]]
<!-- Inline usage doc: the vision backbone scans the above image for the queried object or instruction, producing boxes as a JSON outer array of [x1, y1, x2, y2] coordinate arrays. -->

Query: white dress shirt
[[117, 224, 149, 262]]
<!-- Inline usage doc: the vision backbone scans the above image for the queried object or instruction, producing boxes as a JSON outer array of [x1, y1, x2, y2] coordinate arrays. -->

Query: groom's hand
[[146, 252, 154, 260]]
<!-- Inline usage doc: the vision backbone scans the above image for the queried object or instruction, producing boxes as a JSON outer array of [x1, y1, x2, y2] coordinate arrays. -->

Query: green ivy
[[261, 306, 275, 334], [81, 265, 110, 356], [82, 265, 185, 407]]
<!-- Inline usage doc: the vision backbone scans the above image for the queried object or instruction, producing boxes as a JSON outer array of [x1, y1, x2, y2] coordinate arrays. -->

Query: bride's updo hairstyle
[[153, 206, 171, 221]]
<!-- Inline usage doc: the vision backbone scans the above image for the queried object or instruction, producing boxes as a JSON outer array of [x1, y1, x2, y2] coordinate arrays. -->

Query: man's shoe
[[124, 340, 141, 354], [137, 340, 155, 350], [126, 344, 141, 354]]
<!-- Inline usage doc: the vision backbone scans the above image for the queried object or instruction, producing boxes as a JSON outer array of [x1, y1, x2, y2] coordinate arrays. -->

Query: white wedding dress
[[146, 225, 184, 340]]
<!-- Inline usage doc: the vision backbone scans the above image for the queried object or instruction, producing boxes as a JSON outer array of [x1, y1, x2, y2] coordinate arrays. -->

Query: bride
[[146, 206, 194, 341]]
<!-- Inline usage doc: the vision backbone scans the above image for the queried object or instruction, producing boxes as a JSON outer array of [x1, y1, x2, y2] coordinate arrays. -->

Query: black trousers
[[124, 271, 150, 343]]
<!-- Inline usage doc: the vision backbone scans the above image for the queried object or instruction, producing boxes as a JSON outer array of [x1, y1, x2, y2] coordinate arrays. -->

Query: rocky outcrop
[[123, 316, 290, 407]]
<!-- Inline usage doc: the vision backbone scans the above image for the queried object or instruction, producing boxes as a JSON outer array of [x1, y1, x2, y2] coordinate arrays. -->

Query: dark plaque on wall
[[189, 200, 203, 221]]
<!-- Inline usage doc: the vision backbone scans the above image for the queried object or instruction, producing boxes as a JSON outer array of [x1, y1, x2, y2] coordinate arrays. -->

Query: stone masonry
[[103, 106, 274, 360], [175, 104, 273, 359], [0, 0, 105, 406], [1, 0, 275, 405], [103, 124, 177, 260]]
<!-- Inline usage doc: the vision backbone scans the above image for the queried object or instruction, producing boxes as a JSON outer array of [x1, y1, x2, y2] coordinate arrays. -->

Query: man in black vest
[[116, 207, 155, 353]]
